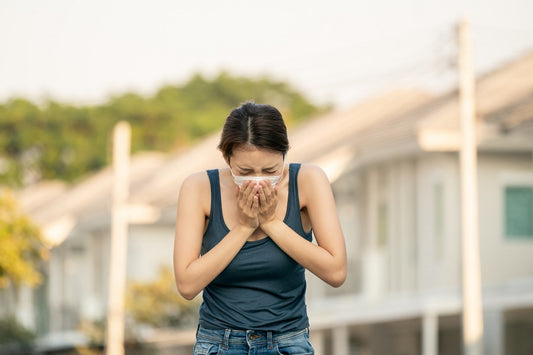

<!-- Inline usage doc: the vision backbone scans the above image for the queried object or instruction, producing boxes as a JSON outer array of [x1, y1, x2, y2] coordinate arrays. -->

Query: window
[[504, 186, 533, 239]]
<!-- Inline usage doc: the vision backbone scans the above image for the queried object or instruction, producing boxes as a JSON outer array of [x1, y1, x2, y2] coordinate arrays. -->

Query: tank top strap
[[206, 169, 223, 225], [285, 163, 312, 239], [287, 163, 301, 217], [288, 163, 301, 201]]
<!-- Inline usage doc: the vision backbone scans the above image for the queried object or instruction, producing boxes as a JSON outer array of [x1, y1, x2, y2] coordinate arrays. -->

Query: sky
[[1, 0, 533, 108]]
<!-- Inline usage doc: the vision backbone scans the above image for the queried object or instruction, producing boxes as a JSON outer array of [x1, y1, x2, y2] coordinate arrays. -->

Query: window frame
[[503, 185, 533, 239], [501, 172, 533, 241]]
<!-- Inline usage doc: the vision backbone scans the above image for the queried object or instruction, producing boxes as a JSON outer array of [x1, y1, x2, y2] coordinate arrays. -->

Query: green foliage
[[0, 316, 35, 348], [125, 266, 199, 328], [0, 73, 327, 186], [0, 189, 48, 289], [79, 318, 106, 349]]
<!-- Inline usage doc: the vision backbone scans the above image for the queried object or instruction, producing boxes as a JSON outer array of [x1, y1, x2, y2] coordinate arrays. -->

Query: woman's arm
[[260, 164, 347, 287], [173, 172, 257, 300]]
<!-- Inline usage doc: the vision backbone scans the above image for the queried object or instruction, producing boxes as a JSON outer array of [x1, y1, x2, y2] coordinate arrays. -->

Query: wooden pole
[[106, 122, 131, 355], [458, 17, 484, 355]]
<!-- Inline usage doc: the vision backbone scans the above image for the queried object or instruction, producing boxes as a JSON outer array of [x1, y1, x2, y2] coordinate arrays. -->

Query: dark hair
[[218, 101, 289, 162]]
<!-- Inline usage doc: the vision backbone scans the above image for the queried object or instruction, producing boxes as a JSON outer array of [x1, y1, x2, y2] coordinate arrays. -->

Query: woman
[[173, 101, 347, 354]]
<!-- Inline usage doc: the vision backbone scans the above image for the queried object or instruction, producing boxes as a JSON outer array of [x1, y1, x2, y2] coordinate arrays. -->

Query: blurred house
[[10, 51, 533, 355], [299, 52, 533, 355]]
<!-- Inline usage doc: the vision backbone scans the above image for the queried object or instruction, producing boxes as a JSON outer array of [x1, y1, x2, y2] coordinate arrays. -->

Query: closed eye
[[234, 165, 280, 175]]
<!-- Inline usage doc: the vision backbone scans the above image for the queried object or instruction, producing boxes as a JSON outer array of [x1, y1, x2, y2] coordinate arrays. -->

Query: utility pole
[[106, 122, 131, 355], [457, 17, 484, 355], [105, 122, 160, 355]]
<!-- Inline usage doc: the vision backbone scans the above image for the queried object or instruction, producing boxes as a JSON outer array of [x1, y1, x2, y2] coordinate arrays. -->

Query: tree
[[0, 189, 49, 290], [0, 72, 329, 187], [125, 266, 198, 329], [0, 316, 36, 351], [0, 189, 48, 352]]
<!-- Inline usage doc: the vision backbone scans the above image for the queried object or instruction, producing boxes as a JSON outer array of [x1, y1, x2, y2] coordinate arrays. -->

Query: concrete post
[[422, 312, 438, 355], [332, 325, 350, 355]]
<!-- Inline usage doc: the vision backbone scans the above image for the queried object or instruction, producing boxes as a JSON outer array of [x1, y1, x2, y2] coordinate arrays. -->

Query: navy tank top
[[198, 163, 312, 332]]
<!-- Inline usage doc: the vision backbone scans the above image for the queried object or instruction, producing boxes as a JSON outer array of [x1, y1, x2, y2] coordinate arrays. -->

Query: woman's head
[[218, 101, 289, 164]]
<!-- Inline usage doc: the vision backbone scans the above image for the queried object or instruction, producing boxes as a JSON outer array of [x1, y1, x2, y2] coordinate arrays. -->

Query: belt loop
[[223, 329, 231, 350], [267, 331, 273, 349]]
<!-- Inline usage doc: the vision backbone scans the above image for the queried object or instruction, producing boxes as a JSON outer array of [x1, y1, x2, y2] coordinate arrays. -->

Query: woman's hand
[[236, 180, 260, 229], [257, 180, 279, 225]]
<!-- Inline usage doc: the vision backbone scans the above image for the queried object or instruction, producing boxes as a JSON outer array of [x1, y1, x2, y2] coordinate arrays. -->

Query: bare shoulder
[[178, 170, 211, 214], [297, 163, 332, 206], [180, 170, 210, 192], [297, 163, 330, 185]]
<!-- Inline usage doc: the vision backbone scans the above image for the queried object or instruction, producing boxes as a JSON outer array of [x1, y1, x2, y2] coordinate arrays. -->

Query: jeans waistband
[[196, 325, 309, 349]]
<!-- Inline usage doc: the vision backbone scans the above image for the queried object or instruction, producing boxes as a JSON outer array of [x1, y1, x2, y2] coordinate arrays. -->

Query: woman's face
[[229, 144, 284, 178]]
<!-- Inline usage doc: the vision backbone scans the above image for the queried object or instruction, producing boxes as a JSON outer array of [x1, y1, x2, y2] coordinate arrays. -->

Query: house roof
[[352, 50, 533, 163]]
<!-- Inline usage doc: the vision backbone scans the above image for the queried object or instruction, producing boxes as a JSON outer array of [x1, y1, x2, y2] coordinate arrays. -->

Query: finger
[[242, 180, 256, 197], [257, 183, 267, 205], [239, 181, 248, 195], [261, 181, 276, 203], [252, 194, 259, 210], [237, 186, 252, 212], [237, 181, 248, 200], [246, 185, 260, 209], [238, 181, 254, 201]]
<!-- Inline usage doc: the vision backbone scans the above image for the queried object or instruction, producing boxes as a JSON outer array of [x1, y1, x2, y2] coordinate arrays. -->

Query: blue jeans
[[193, 325, 315, 354]]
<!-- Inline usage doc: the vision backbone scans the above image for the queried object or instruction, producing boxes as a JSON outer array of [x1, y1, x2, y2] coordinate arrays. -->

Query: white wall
[[413, 152, 533, 291], [127, 224, 176, 282], [386, 159, 418, 294], [83, 231, 109, 322], [477, 153, 533, 286], [416, 153, 461, 292], [48, 233, 89, 331]]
